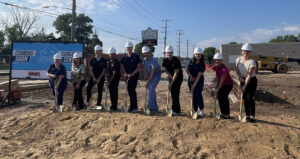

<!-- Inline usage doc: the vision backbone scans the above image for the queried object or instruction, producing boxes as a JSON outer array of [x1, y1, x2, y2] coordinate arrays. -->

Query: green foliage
[[269, 34, 300, 43], [53, 13, 93, 44], [134, 42, 155, 54], [203, 47, 216, 64], [84, 33, 103, 55], [229, 41, 237, 44]]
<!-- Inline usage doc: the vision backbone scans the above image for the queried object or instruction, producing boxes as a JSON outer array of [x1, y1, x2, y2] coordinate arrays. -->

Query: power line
[[162, 19, 171, 57], [177, 29, 184, 57]]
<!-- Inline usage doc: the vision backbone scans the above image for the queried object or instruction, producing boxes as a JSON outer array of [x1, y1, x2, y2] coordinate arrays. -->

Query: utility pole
[[186, 40, 189, 59], [71, 0, 76, 42], [176, 29, 184, 57], [161, 19, 171, 57]]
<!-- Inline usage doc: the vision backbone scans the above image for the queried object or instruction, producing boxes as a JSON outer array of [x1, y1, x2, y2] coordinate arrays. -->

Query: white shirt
[[236, 56, 256, 78]]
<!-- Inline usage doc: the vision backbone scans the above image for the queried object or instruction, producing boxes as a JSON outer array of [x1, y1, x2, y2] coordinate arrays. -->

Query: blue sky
[[1, 0, 300, 57]]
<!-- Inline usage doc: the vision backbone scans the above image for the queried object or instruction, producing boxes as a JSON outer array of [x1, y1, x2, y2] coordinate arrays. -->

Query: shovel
[[163, 89, 173, 117], [55, 90, 63, 113], [120, 79, 129, 112], [210, 88, 220, 119], [235, 93, 247, 122], [103, 85, 110, 112], [189, 85, 198, 119], [68, 85, 78, 112], [142, 88, 150, 115]]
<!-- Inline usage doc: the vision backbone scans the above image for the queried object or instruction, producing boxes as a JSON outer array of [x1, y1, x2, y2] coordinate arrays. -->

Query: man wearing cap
[[162, 45, 183, 116], [85, 45, 107, 110], [142, 46, 161, 112], [121, 42, 142, 113], [106, 47, 121, 111], [46, 52, 68, 112]]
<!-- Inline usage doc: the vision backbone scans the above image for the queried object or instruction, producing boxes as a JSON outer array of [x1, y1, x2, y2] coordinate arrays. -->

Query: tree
[[134, 42, 155, 54], [203, 47, 216, 64], [229, 41, 237, 44], [0, 31, 5, 50], [1, 8, 38, 41], [53, 13, 93, 44], [85, 33, 102, 55], [269, 34, 299, 43]]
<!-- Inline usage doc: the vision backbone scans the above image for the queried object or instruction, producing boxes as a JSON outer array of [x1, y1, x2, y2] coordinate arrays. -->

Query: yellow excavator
[[251, 55, 300, 73]]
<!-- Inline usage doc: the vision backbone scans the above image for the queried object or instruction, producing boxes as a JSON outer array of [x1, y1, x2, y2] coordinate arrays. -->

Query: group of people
[[46, 42, 257, 122]]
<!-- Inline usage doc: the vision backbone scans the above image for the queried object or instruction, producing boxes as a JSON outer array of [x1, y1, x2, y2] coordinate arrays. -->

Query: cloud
[[99, 0, 120, 11], [198, 24, 300, 49]]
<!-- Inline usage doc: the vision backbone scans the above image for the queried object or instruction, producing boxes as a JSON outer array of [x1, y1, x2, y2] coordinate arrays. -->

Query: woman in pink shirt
[[212, 53, 233, 119]]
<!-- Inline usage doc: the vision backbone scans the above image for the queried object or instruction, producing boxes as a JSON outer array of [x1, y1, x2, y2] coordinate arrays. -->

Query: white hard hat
[[94, 45, 102, 51], [193, 47, 203, 54], [125, 41, 134, 48], [108, 47, 116, 54], [73, 52, 82, 58], [164, 45, 174, 52], [213, 52, 223, 60], [142, 46, 150, 53], [241, 43, 252, 51], [53, 52, 62, 60]]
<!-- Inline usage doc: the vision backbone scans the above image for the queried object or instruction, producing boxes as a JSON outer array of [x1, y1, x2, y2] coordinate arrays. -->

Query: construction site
[[0, 67, 299, 158]]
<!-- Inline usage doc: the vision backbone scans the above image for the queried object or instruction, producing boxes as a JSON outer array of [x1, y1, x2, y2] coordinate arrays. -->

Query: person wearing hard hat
[[71, 52, 87, 110], [186, 47, 206, 117], [162, 45, 183, 116], [121, 42, 142, 113], [85, 45, 107, 110], [235, 43, 257, 122], [46, 52, 68, 112], [106, 47, 121, 111], [212, 52, 233, 119], [142, 46, 161, 112]]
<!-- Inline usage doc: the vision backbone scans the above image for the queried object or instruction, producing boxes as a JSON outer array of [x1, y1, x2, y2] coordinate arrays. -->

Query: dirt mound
[[0, 72, 299, 158]]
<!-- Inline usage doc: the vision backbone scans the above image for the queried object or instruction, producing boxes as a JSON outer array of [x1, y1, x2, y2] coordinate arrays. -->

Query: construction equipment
[[103, 85, 110, 112], [163, 89, 172, 117], [235, 93, 247, 122], [189, 85, 197, 119], [120, 79, 129, 112], [251, 55, 300, 73], [141, 88, 150, 115]]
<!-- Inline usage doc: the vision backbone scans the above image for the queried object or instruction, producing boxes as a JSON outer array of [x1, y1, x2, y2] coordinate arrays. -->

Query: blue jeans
[[192, 78, 204, 112], [148, 75, 161, 111], [50, 83, 67, 106]]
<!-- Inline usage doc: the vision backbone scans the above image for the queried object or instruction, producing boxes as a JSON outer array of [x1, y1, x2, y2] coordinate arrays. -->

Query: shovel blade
[[53, 106, 58, 113], [164, 108, 172, 117], [210, 112, 216, 117], [120, 106, 129, 113], [103, 105, 110, 112], [190, 111, 198, 120], [235, 115, 247, 122], [142, 107, 150, 115]]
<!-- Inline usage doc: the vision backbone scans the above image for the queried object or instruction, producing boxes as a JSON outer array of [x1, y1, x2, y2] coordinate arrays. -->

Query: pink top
[[212, 64, 233, 85]]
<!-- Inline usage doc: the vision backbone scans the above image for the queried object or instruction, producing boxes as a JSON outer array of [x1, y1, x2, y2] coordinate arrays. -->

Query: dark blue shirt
[[121, 53, 142, 74], [89, 57, 107, 78], [47, 64, 68, 88], [187, 60, 205, 78]]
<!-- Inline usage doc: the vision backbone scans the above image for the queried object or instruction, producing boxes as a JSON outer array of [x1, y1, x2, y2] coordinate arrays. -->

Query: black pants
[[217, 84, 233, 115], [73, 80, 86, 109], [241, 77, 257, 116], [87, 77, 105, 105], [127, 74, 139, 111], [109, 79, 120, 110], [169, 77, 183, 113]]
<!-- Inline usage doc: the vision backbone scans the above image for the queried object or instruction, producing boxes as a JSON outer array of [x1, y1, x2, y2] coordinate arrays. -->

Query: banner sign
[[12, 42, 84, 79]]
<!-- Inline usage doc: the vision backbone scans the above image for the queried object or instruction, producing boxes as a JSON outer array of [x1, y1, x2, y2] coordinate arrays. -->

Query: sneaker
[[172, 112, 178, 116], [198, 110, 204, 117], [96, 106, 102, 110], [131, 109, 137, 113]]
